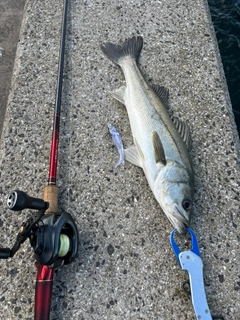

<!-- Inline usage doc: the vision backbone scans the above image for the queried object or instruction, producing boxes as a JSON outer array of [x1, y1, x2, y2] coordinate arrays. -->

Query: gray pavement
[[0, 0, 240, 319], [0, 0, 26, 137]]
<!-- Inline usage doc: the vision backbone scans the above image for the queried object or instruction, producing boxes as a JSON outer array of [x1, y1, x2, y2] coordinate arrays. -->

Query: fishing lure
[[108, 123, 124, 167]]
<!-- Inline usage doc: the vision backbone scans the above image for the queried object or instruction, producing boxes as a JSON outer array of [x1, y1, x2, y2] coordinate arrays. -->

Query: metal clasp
[[170, 228, 212, 320], [170, 227, 201, 266]]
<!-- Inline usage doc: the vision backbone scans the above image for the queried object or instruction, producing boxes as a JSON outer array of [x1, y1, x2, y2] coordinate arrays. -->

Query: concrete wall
[[0, 0, 239, 319]]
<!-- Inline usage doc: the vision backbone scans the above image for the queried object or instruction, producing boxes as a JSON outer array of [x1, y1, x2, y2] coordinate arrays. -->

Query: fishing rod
[[0, 0, 78, 319], [35, 0, 78, 317]]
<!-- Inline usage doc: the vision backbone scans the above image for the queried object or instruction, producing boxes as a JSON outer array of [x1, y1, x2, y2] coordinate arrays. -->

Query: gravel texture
[[0, 0, 239, 319]]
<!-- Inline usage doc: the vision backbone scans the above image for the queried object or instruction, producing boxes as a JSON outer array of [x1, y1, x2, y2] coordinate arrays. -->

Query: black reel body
[[30, 211, 78, 268], [0, 190, 79, 268]]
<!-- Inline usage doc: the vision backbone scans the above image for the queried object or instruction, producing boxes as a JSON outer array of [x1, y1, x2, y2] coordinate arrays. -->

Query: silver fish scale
[[123, 60, 188, 169]]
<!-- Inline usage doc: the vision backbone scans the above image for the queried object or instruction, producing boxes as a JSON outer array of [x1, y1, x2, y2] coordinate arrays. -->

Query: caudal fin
[[101, 36, 143, 65]]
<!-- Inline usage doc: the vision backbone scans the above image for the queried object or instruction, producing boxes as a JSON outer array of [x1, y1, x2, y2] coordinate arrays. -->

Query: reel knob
[[7, 190, 48, 211]]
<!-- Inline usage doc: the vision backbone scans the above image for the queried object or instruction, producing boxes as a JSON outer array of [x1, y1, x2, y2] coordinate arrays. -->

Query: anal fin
[[133, 137, 145, 162], [124, 145, 142, 167], [110, 86, 126, 105]]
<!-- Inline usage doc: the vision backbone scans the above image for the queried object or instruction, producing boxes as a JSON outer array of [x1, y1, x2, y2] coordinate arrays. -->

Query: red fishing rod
[[0, 0, 78, 319], [35, 0, 74, 318]]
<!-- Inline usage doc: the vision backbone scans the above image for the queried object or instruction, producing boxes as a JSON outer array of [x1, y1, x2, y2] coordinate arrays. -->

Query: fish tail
[[101, 36, 143, 65]]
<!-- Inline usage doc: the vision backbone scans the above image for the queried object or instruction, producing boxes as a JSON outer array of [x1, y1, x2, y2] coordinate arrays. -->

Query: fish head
[[154, 162, 193, 234]]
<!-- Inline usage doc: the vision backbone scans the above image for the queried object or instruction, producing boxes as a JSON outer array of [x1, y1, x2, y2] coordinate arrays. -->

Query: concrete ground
[[0, 0, 239, 319], [0, 0, 26, 138]]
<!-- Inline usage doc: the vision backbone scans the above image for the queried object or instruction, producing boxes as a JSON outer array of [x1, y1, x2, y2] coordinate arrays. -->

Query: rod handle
[[43, 185, 59, 213], [34, 263, 54, 320]]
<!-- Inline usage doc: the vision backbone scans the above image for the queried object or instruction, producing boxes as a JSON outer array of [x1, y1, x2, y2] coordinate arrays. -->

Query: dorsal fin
[[152, 131, 166, 165], [171, 116, 190, 148], [151, 84, 169, 108]]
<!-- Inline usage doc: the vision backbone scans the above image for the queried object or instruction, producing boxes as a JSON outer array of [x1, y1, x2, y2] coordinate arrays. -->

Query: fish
[[101, 36, 194, 234], [108, 123, 125, 167]]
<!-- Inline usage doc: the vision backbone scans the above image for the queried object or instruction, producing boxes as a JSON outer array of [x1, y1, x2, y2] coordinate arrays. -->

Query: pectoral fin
[[111, 86, 126, 105], [152, 131, 166, 165]]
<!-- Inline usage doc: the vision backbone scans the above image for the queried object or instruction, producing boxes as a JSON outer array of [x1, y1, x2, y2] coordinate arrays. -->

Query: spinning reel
[[0, 190, 78, 268]]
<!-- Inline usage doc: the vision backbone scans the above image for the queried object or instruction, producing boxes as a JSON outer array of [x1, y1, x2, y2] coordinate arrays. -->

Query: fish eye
[[182, 198, 192, 211]]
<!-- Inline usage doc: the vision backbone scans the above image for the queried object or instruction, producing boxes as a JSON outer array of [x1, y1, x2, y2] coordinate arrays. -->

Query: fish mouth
[[166, 205, 190, 234]]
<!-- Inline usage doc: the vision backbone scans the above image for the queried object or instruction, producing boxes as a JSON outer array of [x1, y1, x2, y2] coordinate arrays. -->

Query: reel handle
[[7, 190, 48, 211]]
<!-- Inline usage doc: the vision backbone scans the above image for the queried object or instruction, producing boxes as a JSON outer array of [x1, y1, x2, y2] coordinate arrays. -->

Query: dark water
[[207, 0, 240, 136]]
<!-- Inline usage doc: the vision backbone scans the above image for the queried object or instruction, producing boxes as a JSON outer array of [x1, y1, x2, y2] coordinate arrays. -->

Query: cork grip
[[43, 185, 59, 213]]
